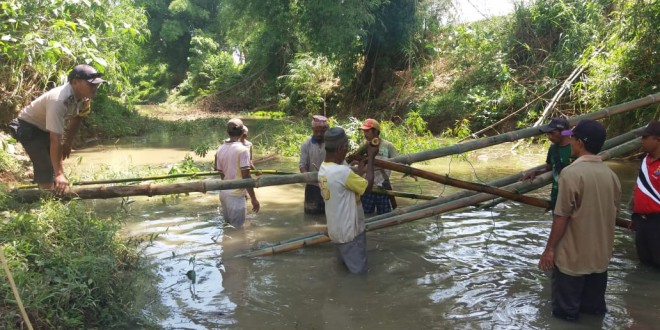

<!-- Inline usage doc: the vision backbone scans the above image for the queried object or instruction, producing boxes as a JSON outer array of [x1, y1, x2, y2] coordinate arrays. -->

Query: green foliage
[[176, 31, 243, 98], [0, 200, 154, 328], [168, 154, 202, 174], [84, 93, 158, 139], [0, 0, 148, 122], [278, 53, 340, 115]]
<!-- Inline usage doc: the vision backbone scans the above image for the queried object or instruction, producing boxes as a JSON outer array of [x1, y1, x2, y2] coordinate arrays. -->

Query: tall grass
[[0, 200, 157, 328]]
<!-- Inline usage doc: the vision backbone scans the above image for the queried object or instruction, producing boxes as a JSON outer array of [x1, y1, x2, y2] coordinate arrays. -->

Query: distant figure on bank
[[214, 118, 260, 228], [630, 120, 660, 269], [299, 115, 329, 214], [538, 119, 621, 321], [8, 64, 105, 195], [359, 118, 398, 214], [318, 127, 378, 274], [522, 117, 571, 210]]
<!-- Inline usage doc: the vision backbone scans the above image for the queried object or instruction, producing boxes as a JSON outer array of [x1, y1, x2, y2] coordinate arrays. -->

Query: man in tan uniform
[[538, 119, 621, 321]]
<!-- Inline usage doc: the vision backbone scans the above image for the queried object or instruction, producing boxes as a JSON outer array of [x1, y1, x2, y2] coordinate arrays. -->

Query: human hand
[[53, 174, 69, 195], [521, 171, 536, 181], [251, 200, 260, 213], [538, 249, 555, 271]]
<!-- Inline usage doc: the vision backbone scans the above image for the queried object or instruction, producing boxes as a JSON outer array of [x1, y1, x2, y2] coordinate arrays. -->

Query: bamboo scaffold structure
[[236, 136, 642, 258], [10, 94, 657, 203]]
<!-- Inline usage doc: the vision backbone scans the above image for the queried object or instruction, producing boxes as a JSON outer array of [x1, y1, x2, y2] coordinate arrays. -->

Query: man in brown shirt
[[538, 119, 621, 321]]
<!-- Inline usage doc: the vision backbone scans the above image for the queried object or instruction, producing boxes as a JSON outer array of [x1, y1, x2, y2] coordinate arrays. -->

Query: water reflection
[[69, 141, 660, 329]]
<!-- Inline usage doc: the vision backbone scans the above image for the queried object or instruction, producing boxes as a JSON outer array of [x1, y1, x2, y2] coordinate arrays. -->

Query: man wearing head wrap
[[214, 118, 260, 228], [8, 64, 105, 195], [538, 119, 621, 321], [299, 115, 329, 214]]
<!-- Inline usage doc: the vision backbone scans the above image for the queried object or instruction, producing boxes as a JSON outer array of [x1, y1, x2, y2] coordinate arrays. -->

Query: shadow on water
[[69, 139, 660, 329]]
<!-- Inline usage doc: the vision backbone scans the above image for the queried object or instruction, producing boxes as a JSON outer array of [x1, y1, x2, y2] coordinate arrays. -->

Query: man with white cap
[[538, 119, 621, 321], [214, 118, 260, 228], [8, 64, 105, 195], [299, 115, 329, 214]]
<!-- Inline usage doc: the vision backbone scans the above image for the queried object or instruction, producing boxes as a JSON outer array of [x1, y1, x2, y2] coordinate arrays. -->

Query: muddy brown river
[[65, 132, 658, 329]]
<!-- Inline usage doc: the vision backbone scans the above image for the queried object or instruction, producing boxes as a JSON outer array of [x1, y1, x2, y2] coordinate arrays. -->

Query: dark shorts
[[551, 268, 607, 321], [335, 231, 367, 274], [304, 184, 325, 214], [361, 192, 391, 215], [10, 119, 53, 183], [632, 213, 660, 268]]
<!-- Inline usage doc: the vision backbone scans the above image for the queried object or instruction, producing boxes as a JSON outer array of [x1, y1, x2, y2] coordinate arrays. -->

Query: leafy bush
[[0, 200, 154, 328], [278, 53, 340, 116]]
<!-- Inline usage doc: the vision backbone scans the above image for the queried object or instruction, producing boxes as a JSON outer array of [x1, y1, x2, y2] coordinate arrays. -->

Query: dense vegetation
[[0, 0, 658, 327]]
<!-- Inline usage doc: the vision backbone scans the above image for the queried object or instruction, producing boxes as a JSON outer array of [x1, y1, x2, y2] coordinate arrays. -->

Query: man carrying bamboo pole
[[7, 64, 105, 195], [630, 120, 660, 269], [299, 115, 329, 214], [214, 118, 260, 228], [318, 127, 378, 274], [522, 117, 571, 210], [359, 118, 399, 214], [538, 119, 621, 321]]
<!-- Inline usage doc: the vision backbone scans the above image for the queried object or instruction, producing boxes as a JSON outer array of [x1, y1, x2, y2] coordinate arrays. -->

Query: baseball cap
[[561, 119, 606, 153], [360, 118, 380, 131], [539, 118, 569, 133], [227, 118, 244, 135], [638, 120, 660, 137], [68, 64, 105, 84], [324, 127, 348, 149]]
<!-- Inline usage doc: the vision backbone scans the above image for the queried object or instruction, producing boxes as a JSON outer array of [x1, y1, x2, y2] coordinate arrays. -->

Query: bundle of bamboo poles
[[236, 136, 642, 258]]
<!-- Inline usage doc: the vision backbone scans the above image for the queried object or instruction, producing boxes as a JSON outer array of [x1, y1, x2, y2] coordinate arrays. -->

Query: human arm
[[61, 116, 82, 159], [49, 132, 68, 195], [241, 167, 260, 212], [299, 141, 309, 173], [363, 142, 378, 194], [538, 214, 570, 271], [521, 163, 551, 181]]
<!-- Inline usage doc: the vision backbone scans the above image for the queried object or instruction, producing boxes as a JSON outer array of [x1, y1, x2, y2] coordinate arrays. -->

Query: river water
[[66, 132, 659, 329]]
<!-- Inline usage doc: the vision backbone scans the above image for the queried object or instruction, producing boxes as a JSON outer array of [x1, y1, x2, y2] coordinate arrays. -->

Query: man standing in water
[[359, 118, 398, 214], [318, 127, 378, 274], [522, 117, 571, 210], [630, 120, 660, 269], [538, 119, 621, 321], [215, 118, 260, 228], [8, 64, 105, 195], [299, 115, 329, 214]]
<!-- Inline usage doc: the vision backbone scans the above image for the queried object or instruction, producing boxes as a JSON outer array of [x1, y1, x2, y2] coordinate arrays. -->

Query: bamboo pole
[[15, 170, 294, 189], [11, 173, 318, 203], [387, 93, 659, 165], [237, 137, 640, 258]]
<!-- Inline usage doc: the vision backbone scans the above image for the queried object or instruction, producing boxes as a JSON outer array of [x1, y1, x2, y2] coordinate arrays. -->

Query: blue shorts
[[361, 192, 391, 215]]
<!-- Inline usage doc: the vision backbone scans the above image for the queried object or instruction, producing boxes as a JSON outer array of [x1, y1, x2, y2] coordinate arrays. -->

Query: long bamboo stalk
[[16, 169, 293, 189], [387, 93, 659, 165], [11, 173, 318, 203]]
